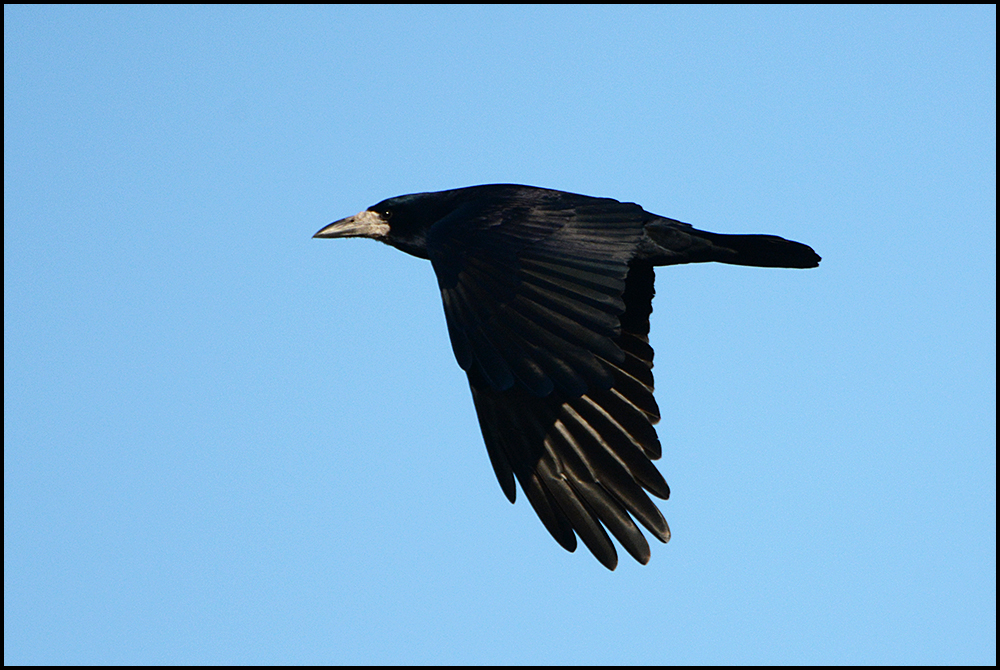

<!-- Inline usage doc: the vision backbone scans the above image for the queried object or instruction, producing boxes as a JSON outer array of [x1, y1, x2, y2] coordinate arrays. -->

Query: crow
[[314, 184, 820, 570]]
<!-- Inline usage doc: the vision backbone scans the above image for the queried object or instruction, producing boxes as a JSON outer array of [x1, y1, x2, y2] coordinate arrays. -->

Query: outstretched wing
[[425, 190, 670, 568]]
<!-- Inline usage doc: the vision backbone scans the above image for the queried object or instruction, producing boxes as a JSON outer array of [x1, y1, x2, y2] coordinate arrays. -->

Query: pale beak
[[313, 210, 390, 240]]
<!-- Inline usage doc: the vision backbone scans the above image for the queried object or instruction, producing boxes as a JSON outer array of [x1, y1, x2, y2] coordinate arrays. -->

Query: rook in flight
[[315, 184, 820, 570]]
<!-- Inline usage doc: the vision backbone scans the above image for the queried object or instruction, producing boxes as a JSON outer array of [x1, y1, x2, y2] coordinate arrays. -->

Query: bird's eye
[[381, 209, 393, 220]]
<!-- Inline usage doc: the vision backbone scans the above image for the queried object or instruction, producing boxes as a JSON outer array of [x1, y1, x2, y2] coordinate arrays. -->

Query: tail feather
[[643, 217, 821, 269]]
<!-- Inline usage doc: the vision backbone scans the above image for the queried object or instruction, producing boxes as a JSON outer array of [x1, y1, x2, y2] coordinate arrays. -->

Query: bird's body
[[315, 184, 819, 569]]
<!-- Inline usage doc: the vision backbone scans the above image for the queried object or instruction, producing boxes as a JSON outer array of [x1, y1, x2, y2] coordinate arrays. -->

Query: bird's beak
[[313, 210, 390, 240]]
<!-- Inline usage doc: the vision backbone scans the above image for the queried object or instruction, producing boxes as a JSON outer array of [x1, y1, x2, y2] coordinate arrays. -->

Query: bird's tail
[[644, 217, 821, 269]]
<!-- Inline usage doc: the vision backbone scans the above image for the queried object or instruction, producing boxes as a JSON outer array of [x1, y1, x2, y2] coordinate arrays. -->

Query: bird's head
[[314, 190, 473, 260]]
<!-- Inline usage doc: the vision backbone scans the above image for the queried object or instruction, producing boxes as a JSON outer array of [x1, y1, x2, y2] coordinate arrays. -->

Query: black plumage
[[314, 184, 820, 569]]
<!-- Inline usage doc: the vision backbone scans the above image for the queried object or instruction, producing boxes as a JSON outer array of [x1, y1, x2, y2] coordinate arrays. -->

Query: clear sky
[[4, 5, 995, 665]]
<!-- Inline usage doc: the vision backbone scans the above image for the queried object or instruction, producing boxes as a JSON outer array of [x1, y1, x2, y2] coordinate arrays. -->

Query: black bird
[[315, 184, 820, 570]]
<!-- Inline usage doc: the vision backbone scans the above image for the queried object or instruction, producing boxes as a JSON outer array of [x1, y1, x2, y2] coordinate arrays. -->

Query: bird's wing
[[426, 195, 670, 568]]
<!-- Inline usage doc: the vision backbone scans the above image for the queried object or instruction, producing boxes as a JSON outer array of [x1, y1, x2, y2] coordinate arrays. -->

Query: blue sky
[[5, 5, 995, 664]]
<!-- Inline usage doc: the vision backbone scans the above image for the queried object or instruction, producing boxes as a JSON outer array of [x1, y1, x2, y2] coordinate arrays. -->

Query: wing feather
[[430, 188, 671, 568]]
